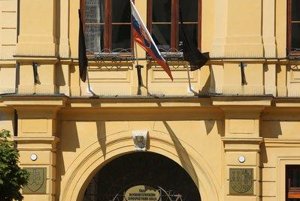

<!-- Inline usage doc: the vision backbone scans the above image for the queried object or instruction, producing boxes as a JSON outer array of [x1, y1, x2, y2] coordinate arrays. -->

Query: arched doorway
[[83, 152, 201, 201]]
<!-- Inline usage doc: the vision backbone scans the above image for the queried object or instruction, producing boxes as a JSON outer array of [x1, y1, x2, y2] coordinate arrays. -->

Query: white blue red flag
[[130, 0, 173, 80]]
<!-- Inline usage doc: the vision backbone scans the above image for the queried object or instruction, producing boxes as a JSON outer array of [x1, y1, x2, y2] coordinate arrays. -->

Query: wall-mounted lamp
[[238, 155, 246, 163], [30, 153, 38, 161]]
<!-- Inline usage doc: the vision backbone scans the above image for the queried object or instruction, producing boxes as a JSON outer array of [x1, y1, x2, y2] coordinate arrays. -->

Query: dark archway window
[[83, 152, 201, 201], [287, 0, 300, 55]]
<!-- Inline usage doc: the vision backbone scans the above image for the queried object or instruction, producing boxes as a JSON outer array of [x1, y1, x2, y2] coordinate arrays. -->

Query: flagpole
[[134, 42, 144, 95], [132, 0, 143, 95], [130, 0, 173, 80], [86, 68, 97, 97], [186, 64, 199, 96]]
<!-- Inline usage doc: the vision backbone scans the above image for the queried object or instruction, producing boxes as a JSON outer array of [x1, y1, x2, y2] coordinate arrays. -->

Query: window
[[287, 0, 300, 55], [82, 0, 201, 55], [286, 165, 300, 201], [82, 0, 132, 54], [147, 0, 201, 52]]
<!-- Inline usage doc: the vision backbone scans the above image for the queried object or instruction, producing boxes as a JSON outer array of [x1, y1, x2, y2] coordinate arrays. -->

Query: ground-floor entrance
[[83, 152, 201, 201]]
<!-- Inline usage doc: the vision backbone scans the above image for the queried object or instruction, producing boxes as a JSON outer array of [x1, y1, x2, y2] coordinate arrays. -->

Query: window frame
[[147, 0, 202, 52], [80, 0, 134, 55], [287, 0, 300, 56]]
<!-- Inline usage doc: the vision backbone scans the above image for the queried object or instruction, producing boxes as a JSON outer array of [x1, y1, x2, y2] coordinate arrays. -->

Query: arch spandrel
[[59, 131, 221, 201]]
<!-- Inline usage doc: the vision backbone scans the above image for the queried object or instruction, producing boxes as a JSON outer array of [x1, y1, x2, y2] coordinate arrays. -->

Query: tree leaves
[[0, 129, 29, 201]]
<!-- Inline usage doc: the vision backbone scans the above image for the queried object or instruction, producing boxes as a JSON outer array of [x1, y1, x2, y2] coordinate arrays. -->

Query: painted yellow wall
[[1, 0, 300, 201]]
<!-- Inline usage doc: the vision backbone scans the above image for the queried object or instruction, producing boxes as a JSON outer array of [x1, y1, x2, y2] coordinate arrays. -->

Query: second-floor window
[[288, 0, 300, 55], [83, 0, 132, 54], [147, 0, 201, 52], [82, 0, 201, 55]]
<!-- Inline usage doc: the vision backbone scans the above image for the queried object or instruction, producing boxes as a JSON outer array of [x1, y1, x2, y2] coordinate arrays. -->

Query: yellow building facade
[[1, 0, 300, 201]]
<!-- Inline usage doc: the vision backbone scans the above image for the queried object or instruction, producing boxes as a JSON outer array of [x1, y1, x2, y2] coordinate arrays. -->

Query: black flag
[[179, 7, 209, 71], [78, 9, 88, 82]]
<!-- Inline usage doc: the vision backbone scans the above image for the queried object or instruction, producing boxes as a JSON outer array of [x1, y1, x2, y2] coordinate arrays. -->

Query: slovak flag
[[130, 0, 173, 80]]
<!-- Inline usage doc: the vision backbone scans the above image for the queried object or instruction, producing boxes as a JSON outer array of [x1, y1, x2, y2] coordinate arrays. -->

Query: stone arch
[[59, 131, 221, 201], [84, 151, 202, 200]]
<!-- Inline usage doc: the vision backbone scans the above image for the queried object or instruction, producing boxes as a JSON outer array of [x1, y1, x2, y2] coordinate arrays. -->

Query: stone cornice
[[0, 95, 300, 110]]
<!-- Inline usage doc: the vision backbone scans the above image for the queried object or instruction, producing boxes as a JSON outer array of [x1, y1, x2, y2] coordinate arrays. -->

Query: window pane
[[152, 24, 171, 51], [112, 25, 131, 51], [291, 23, 300, 50], [292, 0, 300, 21], [85, 0, 104, 23], [152, 0, 171, 22], [86, 24, 104, 53], [112, 0, 131, 23], [179, 24, 198, 49], [289, 166, 300, 187], [180, 0, 198, 22]]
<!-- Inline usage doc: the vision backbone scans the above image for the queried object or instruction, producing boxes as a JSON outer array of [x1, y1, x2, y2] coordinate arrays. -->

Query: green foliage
[[0, 129, 29, 201]]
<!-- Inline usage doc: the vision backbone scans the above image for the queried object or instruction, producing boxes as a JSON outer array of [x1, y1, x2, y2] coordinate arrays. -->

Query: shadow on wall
[[56, 64, 66, 87], [200, 65, 212, 95], [204, 119, 224, 137], [56, 120, 80, 200], [162, 121, 199, 187], [260, 120, 282, 138], [96, 121, 107, 159], [91, 101, 107, 159], [57, 118, 108, 199]]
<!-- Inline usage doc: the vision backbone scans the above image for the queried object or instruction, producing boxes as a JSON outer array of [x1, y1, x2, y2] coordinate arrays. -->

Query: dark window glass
[[288, 166, 300, 187], [286, 165, 300, 201], [179, 24, 198, 49], [181, 0, 198, 22], [152, 0, 171, 51], [178, 0, 198, 50], [152, 0, 171, 22], [291, 23, 300, 51], [112, 0, 131, 23], [288, 0, 300, 54], [152, 24, 171, 51], [112, 25, 131, 50], [292, 0, 300, 21]]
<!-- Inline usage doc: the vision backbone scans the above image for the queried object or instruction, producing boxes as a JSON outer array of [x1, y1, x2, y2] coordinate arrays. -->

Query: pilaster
[[0, 0, 18, 59], [262, 0, 276, 58], [16, 0, 58, 57], [59, 0, 70, 58], [213, 97, 271, 201], [212, 0, 264, 58], [222, 106, 263, 201], [3, 98, 65, 201], [211, 0, 227, 57]]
